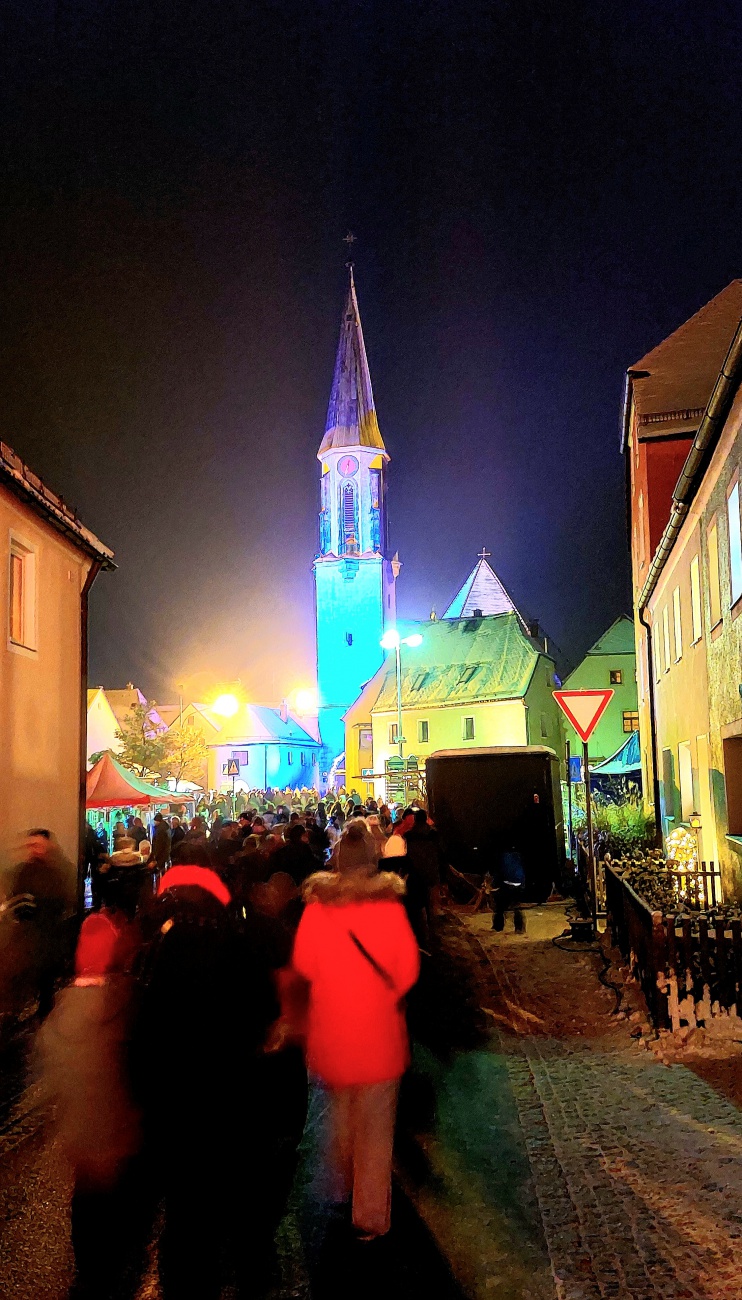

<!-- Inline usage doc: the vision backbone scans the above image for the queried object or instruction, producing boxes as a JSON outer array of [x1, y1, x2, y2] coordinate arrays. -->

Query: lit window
[[729, 481, 742, 606], [610, 669, 623, 685], [662, 605, 671, 673], [418, 719, 429, 743], [673, 587, 682, 661], [623, 711, 640, 733], [389, 723, 399, 745], [8, 537, 36, 650], [463, 716, 475, 740], [708, 519, 721, 627], [232, 750, 248, 766], [690, 554, 702, 643]]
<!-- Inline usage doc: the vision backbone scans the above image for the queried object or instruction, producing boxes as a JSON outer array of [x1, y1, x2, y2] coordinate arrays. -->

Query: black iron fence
[[605, 862, 742, 1032]]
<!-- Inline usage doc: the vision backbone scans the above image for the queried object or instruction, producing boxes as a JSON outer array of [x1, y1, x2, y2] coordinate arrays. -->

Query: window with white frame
[[672, 586, 682, 661], [418, 719, 429, 743], [389, 723, 399, 745], [729, 481, 742, 606], [690, 554, 702, 643], [708, 519, 722, 626], [463, 716, 475, 740], [662, 605, 671, 673], [8, 536, 36, 650]]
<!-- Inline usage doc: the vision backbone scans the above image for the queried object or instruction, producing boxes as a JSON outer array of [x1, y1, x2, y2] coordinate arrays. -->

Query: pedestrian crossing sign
[[223, 758, 240, 776]]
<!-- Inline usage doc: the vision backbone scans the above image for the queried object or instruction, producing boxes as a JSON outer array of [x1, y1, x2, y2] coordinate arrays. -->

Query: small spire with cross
[[344, 231, 356, 268], [477, 547, 492, 562]]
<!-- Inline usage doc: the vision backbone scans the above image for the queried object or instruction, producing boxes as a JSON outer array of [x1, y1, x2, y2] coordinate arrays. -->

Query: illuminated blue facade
[[314, 268, 396, 768]]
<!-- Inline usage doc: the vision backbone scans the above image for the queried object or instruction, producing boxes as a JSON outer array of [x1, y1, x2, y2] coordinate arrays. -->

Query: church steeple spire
[[313, 263, 397, 769], [319, 266, 386, 456]]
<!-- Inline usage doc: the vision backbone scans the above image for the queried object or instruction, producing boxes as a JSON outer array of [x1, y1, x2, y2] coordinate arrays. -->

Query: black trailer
[[425, 746, 565, 904]]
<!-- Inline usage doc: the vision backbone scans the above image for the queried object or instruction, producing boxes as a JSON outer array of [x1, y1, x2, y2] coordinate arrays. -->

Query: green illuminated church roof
[[371, 613, 542, 712], [319, 267, 387, 456]]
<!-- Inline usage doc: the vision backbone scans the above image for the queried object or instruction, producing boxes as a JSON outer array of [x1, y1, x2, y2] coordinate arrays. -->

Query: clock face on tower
[[338, 455, 359, 477]]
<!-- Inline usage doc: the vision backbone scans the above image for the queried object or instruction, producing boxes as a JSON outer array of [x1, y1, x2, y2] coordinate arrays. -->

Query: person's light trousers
[[323, 1079, 399, 1237]]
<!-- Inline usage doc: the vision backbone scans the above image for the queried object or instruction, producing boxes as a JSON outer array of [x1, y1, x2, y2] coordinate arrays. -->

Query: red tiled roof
[[629, 281, 742, 435]]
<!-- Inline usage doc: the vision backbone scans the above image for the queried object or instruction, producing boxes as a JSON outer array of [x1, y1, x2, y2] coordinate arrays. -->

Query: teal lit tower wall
[[314, 267, 396, 770]]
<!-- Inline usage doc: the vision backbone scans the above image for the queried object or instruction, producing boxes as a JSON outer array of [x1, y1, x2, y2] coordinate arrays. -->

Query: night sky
[[2, 2, 742, 703]]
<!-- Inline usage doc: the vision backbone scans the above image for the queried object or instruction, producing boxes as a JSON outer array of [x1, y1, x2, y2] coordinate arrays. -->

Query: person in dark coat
[[131, 842, 295, 1298], [490, 845, 526, 933], [129, 817, 148, 850], [150, 814, 171, 873], [271, 824, 318, 886], [169, 816, 185, 852], [4, 829, 76, 1017], [403, 809, 445, 945]]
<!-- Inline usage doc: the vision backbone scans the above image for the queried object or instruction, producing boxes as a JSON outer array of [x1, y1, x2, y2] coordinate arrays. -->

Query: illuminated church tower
[[314, 266, 397, 766]]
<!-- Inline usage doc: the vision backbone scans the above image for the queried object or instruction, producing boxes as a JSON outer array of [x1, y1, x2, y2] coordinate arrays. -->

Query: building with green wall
[[344, 556, 563, 800], [561, 616, 638, 765]]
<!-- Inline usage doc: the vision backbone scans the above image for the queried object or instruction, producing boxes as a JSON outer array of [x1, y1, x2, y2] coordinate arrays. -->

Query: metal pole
[[566, 738, 573, 861], [583, 740, 597, 933], [396, 642, 404, 761]]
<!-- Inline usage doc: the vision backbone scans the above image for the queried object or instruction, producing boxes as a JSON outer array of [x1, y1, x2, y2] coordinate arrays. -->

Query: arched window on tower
[[319, 473, 331, 553], [370, 469, 382, 552], [340, 482, 359, 555]]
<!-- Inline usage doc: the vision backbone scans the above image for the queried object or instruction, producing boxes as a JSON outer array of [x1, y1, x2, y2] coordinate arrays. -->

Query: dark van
[[425, 746, 565, 903]]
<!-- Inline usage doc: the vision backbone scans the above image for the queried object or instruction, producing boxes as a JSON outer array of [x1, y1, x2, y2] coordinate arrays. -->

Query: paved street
[[423, 907, 742, 1300], [4, 910, 742, 1298]]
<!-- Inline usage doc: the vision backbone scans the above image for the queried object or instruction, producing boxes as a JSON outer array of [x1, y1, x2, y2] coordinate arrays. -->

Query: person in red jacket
[[292, 819, 419, 1240]]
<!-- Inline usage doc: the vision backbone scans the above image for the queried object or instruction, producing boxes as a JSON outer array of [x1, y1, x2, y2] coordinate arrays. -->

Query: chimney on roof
[[279, 699, 289, 722], [125, 682, 134, 690], [528, 620, 540, 641]]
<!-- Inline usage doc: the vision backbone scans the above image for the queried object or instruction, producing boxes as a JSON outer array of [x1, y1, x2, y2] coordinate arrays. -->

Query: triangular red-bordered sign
[[553, 689, 614, 743]]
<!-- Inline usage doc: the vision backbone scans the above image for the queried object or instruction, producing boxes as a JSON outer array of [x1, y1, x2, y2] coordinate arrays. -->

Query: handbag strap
[[348, 930, 396, 990]]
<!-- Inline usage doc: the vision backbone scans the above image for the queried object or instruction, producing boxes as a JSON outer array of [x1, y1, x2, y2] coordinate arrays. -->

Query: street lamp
[[380, 629, 423, 760]]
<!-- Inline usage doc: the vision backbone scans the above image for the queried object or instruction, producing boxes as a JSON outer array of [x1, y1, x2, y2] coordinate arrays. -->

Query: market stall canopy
[[86, 752, 184, 809], [590, 730, 641, 778]]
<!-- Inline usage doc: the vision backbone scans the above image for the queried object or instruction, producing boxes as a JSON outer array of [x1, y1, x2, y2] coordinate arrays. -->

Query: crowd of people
[[2, 794, 448, 1299]]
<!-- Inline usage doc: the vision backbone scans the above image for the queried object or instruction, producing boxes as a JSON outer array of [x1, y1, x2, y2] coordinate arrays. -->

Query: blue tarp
[[591, 729, 641, 777]]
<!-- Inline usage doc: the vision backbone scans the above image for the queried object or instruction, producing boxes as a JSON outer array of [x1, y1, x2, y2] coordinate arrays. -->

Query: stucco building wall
[[0, 488, 93, 868]]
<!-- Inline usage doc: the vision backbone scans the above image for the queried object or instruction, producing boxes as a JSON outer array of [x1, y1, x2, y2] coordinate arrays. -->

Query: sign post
[[553, 689, 614, 934], [223, 757, 241, 817]]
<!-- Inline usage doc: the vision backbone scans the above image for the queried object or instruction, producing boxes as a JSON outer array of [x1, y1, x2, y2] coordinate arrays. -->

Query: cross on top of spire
[[344, 231, 356, 266], [477, 547, 492, 561]]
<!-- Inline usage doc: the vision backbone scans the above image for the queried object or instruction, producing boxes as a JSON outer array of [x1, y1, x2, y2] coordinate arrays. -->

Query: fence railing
[[666, 863, 722, 911], [605, 863, 742, 1032]]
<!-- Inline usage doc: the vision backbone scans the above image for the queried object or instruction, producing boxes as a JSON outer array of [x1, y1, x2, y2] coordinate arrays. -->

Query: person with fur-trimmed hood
[[293, 819, 419, 1241]]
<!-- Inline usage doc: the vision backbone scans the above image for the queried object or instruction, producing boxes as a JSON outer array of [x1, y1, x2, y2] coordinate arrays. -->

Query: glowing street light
[[294, 687, 318, 714], [212, 693, 240, 718], [380, 628, 424, 759]]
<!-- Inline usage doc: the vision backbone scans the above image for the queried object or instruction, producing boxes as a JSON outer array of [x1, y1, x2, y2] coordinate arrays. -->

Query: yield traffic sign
[[224, 758, 240, 777], [553, 689, 614, 743]]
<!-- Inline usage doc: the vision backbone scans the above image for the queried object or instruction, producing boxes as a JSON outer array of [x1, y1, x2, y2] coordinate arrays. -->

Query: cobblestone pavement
[[450, 908, 742, 1300], [6, 912, 742, 1300]]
